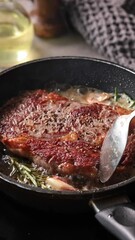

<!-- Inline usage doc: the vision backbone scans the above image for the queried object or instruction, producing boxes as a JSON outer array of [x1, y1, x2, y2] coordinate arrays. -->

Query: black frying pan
[[0, 57, 135, 240]]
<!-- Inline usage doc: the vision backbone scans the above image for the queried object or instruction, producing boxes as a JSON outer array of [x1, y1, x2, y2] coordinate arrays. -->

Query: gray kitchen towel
[[62, 0, 135, 70]]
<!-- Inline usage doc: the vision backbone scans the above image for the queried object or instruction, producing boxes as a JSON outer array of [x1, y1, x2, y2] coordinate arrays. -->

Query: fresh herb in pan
[[7, 156, 76, 191], [113, 88, 135, 109], [9, 156, 48, 189], [114, 87, 120, 102]]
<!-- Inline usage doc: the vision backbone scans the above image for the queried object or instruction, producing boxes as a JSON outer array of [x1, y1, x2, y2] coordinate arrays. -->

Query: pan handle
[[94, 202, 135, 240]]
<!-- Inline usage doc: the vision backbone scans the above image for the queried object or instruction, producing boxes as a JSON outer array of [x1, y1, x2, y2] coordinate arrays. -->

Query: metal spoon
[[99, 110, 135, 183]]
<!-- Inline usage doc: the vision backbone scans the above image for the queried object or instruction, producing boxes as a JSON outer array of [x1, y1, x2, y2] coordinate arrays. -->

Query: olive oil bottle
[[0, 0, 34, 67]]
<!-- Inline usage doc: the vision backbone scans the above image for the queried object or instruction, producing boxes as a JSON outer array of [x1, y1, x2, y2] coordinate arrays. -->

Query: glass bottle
[[28, 0, 67, 38], [0, 0, 34, 67]]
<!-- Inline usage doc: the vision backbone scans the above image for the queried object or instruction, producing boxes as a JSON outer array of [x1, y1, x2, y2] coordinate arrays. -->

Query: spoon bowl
[[99, 110, 135, 183]]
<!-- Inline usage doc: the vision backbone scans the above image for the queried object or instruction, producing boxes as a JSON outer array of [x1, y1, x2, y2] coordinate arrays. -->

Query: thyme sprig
[[114, 87, 120, 102]]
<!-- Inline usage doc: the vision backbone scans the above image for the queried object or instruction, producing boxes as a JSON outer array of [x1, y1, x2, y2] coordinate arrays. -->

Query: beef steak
[[0, 89, 134, 179]]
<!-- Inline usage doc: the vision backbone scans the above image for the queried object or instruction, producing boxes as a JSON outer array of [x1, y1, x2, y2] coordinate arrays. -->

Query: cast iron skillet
[[0, 57, 135, 240]]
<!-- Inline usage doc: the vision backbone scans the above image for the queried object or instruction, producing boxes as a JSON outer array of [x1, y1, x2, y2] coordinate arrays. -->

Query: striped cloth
[[62, 0, 135, 70]]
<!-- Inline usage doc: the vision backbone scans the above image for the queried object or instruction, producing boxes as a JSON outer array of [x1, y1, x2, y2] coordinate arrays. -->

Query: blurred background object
[[20, 0, 67, 38], [62, 0, 135, 70], [31, 0, 67, 38], [0, 0, 34, 68]]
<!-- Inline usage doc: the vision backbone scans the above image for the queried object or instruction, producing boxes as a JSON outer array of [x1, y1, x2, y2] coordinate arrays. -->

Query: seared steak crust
[[0, 89, 134, 179], [3, 136, 100, 177]]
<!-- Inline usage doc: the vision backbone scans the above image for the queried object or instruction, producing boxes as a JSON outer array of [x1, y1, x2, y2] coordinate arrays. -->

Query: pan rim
[[0, 56, 135, 76], [1, 171, 135, 197]]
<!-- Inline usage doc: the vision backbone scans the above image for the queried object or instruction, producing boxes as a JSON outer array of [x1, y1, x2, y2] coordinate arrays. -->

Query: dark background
[[0, 191, 118, 240]]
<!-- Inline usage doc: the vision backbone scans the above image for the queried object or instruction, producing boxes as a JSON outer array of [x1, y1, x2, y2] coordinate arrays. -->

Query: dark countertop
[[0, 191, 118, 240]]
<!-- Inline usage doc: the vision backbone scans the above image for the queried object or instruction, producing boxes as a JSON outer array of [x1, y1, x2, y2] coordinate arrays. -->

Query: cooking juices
[[0, 1, 34, 67]]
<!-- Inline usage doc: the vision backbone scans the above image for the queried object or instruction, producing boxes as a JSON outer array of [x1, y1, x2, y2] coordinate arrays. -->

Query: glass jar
[[0, 0, 34, 67]]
